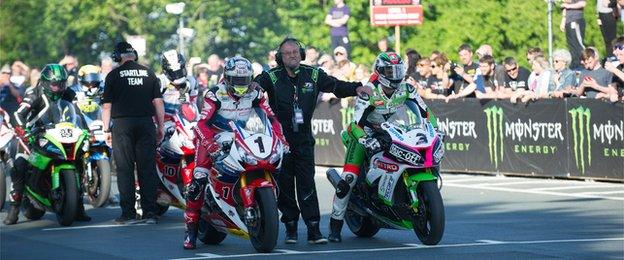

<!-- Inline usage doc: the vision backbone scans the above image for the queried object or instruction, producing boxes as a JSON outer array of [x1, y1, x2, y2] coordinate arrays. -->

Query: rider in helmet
[[327, 52, 431, 242], [158, 49, 199, 117], [75, 65, 104, 115], [4, 64, 91, 225], [182, 57, 288, 249]]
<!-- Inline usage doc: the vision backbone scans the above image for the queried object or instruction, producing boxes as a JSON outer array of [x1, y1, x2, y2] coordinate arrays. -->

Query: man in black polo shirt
[[102, 42, 165, 224], [254, 38, 370, 245]]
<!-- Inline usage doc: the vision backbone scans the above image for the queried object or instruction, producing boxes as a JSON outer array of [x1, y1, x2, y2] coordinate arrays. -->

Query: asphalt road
[[1, 167, 623, 260]]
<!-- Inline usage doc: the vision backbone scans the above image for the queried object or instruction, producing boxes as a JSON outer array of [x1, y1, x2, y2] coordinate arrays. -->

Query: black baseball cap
[[115, 41, 135, 54]]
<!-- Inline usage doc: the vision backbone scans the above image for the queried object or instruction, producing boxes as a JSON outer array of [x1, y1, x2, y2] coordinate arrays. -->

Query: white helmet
[[224, 57, 253, 97]]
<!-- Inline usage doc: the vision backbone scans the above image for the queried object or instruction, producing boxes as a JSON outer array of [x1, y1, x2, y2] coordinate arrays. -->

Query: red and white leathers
[[184, 81, 287, 228]]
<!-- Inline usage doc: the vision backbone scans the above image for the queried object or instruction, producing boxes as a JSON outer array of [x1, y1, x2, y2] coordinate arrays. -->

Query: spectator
[[429, 50, 442, 61], [409, 58, 433, 97], [604, 36, 624, 102], [475, 44, 494, 59], [550, 49, 578, 98], [303, 46, 321, 67], [318, 54, 335, 74], [498, 57, 531, 99], [378, 37, 394, 53], [206, 54, 224, 87], [526, 47, 545, 90], [28, 68, 40, 88], [405, 48, 422, 81], [102, 41, 164, 225], [325, 0, 351, 52], [574, 47, 617, 99], [452, 44, 479, 96], [597, 0, 617, 57], [354, 64, 371, 84], [427, 56, 453, 100], [0, 65, 22, 120], [251, 62, 264, 77], [447, 55, 498, 101], [264, 50, 278, 71], [59, 54, 79, 87], [10, 61, 29, 88], [560, 0, 587, 69], [333, 46, 357, 81], [101, 57, 114, 78], [511, 56, 555, 103]]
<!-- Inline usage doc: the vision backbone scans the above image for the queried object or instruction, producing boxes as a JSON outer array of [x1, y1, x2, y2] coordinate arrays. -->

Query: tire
[[248, 187, 278, 253], [87, 160, 111, 208], [0, 162, 5, 211], [56, 170, 79, 226], [23, 201, 45, 220], [198, 218, 227, 244], [345, 208, 380, 238], [156, 203, 169, 216], [413, 181, 445, 245]]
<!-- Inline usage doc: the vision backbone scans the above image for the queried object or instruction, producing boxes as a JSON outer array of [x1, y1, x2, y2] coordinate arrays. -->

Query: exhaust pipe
[[325, 168, 349, 199]]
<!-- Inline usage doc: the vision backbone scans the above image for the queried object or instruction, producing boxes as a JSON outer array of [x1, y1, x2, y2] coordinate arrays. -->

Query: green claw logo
[[568, 106, 591, 175], [484, 106, 504, 169]]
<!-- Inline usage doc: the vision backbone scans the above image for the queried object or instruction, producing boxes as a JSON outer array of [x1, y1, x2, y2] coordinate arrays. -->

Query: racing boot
[[328, 217, 344, 242], [3, 191, 22, 225], [329, 171, 357, 242], [305, 220, 328, 244], [75, 197, 92, 222], [183, 221, 199, 250], [284, 220, 298, 244]]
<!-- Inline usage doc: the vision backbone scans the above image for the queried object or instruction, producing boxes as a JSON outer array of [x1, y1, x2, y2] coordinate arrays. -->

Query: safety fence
[[312, 98, 624, 181]]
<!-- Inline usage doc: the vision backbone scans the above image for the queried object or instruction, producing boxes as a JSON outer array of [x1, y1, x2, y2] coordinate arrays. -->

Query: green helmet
[[39, 64, 68, 101]]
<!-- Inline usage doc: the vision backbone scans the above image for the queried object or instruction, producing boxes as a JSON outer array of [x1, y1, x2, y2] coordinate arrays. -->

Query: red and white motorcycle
[[197, 110, 286, 253], [0, 109, 28, 211]]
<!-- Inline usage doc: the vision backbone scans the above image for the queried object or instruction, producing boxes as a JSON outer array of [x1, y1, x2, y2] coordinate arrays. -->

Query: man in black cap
[[102, 41, 164, 224]]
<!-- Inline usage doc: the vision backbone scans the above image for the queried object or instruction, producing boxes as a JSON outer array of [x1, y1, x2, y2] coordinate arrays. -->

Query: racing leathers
[[4, 86, 91, 224], [183, 82, 286, 249], [328, 73, 429, 241]]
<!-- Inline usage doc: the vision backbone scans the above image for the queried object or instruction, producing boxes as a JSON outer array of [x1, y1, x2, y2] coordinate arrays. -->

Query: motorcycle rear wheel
[[345, 208, 380, 238], [413, 181, 445, 245], [198, 218, 227, 244], [56, 170, 79, 226], [87, 160, 111, 208], [249, 187, 278, 253]]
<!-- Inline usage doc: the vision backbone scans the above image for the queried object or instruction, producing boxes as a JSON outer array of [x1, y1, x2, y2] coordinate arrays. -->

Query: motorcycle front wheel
[[55, 170, 79, 226], [248, 187, 278, 253], [87, 160, 111, 208], [413, 180, 445, 245]]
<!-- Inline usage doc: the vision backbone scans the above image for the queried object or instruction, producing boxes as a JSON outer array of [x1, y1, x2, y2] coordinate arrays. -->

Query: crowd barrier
[[312, 98, 624, 181]]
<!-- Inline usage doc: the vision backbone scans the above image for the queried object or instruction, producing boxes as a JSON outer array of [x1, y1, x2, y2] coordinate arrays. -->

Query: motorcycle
[[0, 109, 24, 211], [22, 100, 89, 226], [152, 102, 198, 215], [327, 108, 446, 245], [77, 98, 112, 208], [197, 110, 286, 253]]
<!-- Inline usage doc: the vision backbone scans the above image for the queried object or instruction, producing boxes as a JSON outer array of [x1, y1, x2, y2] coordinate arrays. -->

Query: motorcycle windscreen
[[37, 100, 86, 129]]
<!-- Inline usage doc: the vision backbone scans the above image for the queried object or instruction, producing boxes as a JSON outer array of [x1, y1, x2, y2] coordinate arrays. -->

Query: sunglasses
[[506, 66, 517, 72], [614, 44, 624, 51]]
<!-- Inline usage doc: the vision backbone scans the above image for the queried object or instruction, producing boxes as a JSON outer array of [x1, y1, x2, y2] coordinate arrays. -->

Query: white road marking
[[42, 223, 149, 231], [445, 183, 624, 201], [442, 176, 502, 184], [479, 180, 556, 187], [532, 185, 606, 191], [168, 237, 624, 260], [196, 253, 223, 258], [578, 190, 624, 195]]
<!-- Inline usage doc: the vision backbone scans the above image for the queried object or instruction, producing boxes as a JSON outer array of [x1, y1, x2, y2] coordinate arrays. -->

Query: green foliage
[[0, 0, 621, 70]]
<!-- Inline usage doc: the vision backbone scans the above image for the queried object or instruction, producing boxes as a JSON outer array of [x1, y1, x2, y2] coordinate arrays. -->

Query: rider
[[328, 52, 430, 242], [158, 49, 199, 119], [75, 65, 104, 116], [183, 57, 288, 249], [4, 64, 91, 225]]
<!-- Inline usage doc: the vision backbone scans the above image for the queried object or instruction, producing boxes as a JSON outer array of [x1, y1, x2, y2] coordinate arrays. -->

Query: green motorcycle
[[22, 100, 89, 226]]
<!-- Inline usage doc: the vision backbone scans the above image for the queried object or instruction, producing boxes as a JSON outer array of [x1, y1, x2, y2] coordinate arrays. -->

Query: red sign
[[370, 1, 424, 26]]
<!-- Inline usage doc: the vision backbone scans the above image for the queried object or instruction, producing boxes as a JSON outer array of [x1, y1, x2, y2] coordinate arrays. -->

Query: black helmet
[[39, 64, 68, 101], [161, 49, 187, 85]]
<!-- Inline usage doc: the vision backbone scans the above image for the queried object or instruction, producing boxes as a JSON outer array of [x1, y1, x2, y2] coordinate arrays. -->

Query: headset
[[275, 37, 306, 67], [111, 42, 139, 63]]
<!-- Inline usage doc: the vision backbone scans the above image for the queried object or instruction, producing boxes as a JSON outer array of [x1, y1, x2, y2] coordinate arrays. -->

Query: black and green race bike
[[22, 100, 90, 226]]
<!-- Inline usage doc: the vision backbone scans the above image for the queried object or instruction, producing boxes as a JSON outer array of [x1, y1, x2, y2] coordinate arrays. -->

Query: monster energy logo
[[340, 107, 355, 129], [484, 106, 504, 169], [568, 106, 591, 175]]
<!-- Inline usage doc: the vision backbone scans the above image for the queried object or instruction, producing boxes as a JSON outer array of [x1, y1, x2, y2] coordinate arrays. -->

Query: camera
[[450, 62, 458, 70]]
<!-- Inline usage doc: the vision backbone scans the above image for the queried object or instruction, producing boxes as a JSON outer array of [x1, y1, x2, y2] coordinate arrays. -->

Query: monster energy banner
[[313, 99, 623, 181]]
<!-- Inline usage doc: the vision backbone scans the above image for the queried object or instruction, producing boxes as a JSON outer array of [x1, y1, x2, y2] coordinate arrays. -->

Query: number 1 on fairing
[[254, 136, 265, 153]]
